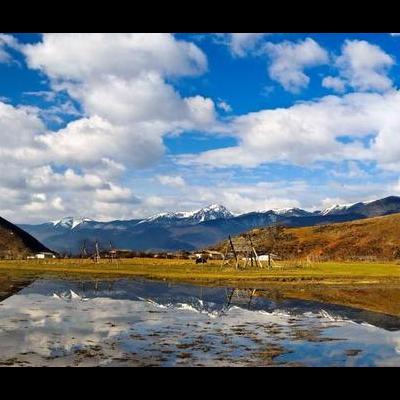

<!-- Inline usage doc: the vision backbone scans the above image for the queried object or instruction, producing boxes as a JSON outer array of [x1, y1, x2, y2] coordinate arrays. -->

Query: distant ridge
[[0, 216, 52, 259], [19, 196, 400, 254]]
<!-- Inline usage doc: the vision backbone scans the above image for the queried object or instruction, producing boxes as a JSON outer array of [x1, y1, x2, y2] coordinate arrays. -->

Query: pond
[[1, 274, 400, 366]]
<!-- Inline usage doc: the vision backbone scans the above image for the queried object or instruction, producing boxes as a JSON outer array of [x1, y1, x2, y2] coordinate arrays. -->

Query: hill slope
[[214, 213, 400, 261], [0, 216, 52, 259]]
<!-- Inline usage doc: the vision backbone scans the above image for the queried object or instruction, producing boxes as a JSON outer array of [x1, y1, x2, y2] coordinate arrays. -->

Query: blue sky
[[1, 33, 400, 223]]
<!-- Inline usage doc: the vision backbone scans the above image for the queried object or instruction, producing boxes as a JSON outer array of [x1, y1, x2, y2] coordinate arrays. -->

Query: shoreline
[[1, 258, 400, 316]]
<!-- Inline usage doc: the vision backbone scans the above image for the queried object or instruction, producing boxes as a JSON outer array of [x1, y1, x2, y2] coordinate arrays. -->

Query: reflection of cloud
[[2, 279, 400, 366]]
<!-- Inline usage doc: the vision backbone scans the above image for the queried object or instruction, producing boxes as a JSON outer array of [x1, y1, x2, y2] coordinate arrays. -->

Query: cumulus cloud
[[322, 76, 347, 93], [23, 33, 208, 80], [264, 38, 329, 93], [0, 33, 218, 222], [180, 91, 400, 171], [20, 34, 217, 168], [156, 175, 186, 188], [2, 33, 400, 222], [325, 40, 395, 93]]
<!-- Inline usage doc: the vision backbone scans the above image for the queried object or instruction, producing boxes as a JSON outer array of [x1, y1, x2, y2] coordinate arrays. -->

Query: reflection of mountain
[[18, 278, 400, 331], [19, 196, 400, 253], [3, 277, 400, 367]]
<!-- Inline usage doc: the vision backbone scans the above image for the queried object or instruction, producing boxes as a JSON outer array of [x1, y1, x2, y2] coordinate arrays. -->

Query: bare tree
[[255, 225, 286, 268]]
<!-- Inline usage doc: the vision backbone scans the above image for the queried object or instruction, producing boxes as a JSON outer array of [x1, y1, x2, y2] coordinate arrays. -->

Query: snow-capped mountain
[[139, 204, 234, 226], [19, 196, 400, 254], [320, 203, 358, 216], [189, 204, 234, 222], [51, 217, 93, 230], [270, 207, 312, 217]]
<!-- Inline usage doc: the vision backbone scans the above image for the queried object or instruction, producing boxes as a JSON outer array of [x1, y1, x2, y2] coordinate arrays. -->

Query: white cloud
[[2, 33, 400, 223], [0, 34, 20, 63], [264, 38, 329, 93], [20, 34, 217, 169], [219, 33, 272, 57], [25, 166, 107, 192], [333, 40, 394, 92], [0, 33, 220, 222], [330, 161, 368, 179], [94, 183, 138, 204], [180, 90, 400, 171], [23, 90, 57, 101], [23, 195, 65, 213], [0, 46, 10, 63], [390, 33, 400, 36], [322, 76, 347, 93], [129, 174, 400, 218], [217, 100, 232, 113], [156, 175, 186, 188], [0, 101, 44, 150], [23, 33, 207, 80]]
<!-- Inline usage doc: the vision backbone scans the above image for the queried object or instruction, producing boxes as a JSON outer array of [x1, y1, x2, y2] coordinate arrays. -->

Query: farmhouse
[[27, 252, 56, 260]]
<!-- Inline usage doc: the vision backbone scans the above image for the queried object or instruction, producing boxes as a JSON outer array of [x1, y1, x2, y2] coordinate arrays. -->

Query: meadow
[[1, 257, 400, 286]]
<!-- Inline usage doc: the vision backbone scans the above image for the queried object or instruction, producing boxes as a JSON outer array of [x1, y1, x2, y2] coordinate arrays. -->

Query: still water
[[1, 275, 400, 366]]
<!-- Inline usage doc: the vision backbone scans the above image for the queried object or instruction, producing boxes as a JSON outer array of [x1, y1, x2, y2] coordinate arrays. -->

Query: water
[[1, 276, 400, 366]]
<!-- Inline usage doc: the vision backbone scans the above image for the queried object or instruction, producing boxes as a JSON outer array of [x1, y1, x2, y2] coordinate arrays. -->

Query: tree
[[256, 225, 286, 267]]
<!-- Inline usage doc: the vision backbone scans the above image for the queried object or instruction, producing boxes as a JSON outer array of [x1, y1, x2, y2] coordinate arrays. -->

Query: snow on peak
[[52, 217, 93, 229], [140, 204, 234, 225], [278, 208, 310, 217], [256, 207, 309, 217], [191, 204, 234, 222], [320, 202, 357, 216]]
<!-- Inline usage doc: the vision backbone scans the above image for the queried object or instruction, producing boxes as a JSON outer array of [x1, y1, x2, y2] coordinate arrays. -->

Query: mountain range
[[18, 196, 400, 254]]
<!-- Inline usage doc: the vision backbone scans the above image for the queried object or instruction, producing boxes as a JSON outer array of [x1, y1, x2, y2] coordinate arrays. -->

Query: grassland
[[1, 257, 400, 286]]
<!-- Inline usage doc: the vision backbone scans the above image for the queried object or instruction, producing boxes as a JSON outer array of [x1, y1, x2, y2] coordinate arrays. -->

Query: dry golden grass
[[218, 213, 400, 261], [277, 285, 400, 316], [0, 257, 400, 287]]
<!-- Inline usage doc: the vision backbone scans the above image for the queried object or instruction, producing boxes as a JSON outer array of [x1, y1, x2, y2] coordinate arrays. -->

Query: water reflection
[[1, 277, 400, 366]]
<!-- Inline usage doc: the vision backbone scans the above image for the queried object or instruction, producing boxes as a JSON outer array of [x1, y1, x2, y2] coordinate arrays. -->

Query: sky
[[1, 32, 400, 223]]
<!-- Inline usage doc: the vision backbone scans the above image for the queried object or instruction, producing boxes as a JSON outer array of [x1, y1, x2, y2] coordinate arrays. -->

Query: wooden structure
[[80, 240, 88, 259], [108, 241, 117, 262], [221, 234, 264, 270], [93, 241, 101, 263]]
